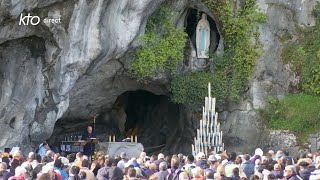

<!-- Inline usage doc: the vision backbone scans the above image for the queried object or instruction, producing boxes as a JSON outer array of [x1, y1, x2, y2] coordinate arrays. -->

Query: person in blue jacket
[[81, 125, 96, 157]]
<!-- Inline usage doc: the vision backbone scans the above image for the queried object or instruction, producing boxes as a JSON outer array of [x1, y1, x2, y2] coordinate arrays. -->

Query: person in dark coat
[[154, 162, 169, 180], [284, 165, 303, 180], [298, 162, 311, 180], [81, 125, 96, 157], [97, 158, 123, 180], [0, 162, 9, 180], [270, 163, 284, 179], [241, 154, 254, 178]]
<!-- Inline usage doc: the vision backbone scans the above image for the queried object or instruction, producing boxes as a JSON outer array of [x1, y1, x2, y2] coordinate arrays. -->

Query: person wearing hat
[[299, 161, 311, 180], [207, 155, 220, 174], [284, 165, 303, 180], [117, 152, 128, 171], [196, 153, 209, 170]]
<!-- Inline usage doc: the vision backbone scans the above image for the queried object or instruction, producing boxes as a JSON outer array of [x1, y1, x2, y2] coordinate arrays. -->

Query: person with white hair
[[8, 166, 27, 180], [138, 152, 146, 163], [0, 162, 9, 179], [117, 152, 128, 171], [284, 165, 303, 180], [153, 162, 169, 180], [179, 171, 190, 180], [154, 153, 166, 170]]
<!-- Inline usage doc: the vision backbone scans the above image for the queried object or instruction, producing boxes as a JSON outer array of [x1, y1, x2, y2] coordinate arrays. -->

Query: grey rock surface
[[0, 0, 318, 154]]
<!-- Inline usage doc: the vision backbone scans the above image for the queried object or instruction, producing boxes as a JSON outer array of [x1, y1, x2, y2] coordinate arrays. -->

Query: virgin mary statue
[[196, 13, 210, 58]]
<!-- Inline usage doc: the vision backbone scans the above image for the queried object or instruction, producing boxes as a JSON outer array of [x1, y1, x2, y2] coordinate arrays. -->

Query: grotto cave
[[48, 90, 198, 155]]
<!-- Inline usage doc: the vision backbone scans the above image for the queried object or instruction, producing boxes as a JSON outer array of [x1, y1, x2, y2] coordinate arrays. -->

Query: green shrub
[[265, 95, 320, 143], [170, 0, 266, 104], [282, 2, 320, 95], [129, 7, 187, 79]]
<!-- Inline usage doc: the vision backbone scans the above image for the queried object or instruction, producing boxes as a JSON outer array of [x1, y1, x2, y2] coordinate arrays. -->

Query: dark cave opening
[[185, 8, 220, 53], [110, 90, 181, 153], [49, 90, 184, 154]]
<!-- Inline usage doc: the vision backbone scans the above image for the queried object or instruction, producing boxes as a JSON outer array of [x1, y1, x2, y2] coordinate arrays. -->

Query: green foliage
[[281, 2, 320, 95], [129, 7, 187, 79], [170, 0, 266, 104], [170, 71, 229, 104], [263, 95, 320, 143]]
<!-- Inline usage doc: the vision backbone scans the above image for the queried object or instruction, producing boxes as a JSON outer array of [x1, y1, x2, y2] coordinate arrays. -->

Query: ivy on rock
[[129, 7, 187, 79], [170, 0, 266, 104]]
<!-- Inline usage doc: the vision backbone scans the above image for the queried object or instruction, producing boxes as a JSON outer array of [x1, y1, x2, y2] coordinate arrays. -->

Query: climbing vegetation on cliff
[[281, 2, 320, 95], [170, 0, 266, 104], [129, 6, 187, 79], [262, 95, 320, 143]]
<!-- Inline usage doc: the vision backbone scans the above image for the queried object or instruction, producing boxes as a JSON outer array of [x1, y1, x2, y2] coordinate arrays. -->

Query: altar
[[60, 139, 144, 159], [96, 142, 144, 159]]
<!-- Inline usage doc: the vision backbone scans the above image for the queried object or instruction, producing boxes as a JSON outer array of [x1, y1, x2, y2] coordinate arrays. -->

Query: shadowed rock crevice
[[49, 90, 199, 154]]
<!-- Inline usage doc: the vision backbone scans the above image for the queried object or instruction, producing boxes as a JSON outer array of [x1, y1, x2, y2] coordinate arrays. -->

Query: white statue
[[196, 13, 210, 58]]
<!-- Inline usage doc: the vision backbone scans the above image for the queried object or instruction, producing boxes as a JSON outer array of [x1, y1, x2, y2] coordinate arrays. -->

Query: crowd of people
[[0, 148, 320, 180]]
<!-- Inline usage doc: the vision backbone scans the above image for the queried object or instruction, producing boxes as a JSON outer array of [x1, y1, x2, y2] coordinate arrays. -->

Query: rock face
[[0, 0, 317, 154], [221, 0, 318, 152]]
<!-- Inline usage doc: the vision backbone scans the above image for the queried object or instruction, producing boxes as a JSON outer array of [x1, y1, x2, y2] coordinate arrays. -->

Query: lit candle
[[131, 136, 133, 142], [135, 136, 137, 143], [113, 136, 115, 142], [109, 136, 111, 142], [205, 97, 208, 114], [213, 98, 216, 114], [202, 107, 205, 122]]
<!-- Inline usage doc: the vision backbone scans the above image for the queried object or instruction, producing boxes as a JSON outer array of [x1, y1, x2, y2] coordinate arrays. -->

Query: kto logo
[[19, 13, 40, 25], [19, 13, 61, 25]]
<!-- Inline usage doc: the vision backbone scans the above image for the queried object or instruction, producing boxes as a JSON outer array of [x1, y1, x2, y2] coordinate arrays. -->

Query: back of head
[[81, 159, 89, 168], [171, 157, 180, 168], [285, 165, 297, 174], [233, 167, 240, 176], [39, 173, 51, 180], [268, 173, 276, 180], [159, 162, 167, 171], [15, 166, 27, 176], [28, 152, 35, 160], [76, 152, 83, 159], [104, 158, 113, 167], [274, 163, 281, 170], [54, 159, 63, 169], [158, 153, 164, 160], [36, 154, 42, 163], [80, 171, 87, 179], [128, 167, 137, 178], [229, 152, 237, 161], [187, 155, 195, 163], [149, 163, 156, 171], [179, 172, 189, 179], [0, 162, 7, 170], [41, 156, 49, 164], [206, 170, 214, 179], [54, 153, 60, 161], [250, 175, 260, 180], [46, 150, 54, 158], [244, 154, 251, 161], [70, 165, 80, 175], [10, 159, 20, 172]]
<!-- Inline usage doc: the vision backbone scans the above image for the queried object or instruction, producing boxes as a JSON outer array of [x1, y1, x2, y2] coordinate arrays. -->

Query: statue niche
[[196, 13, 210, 58]]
